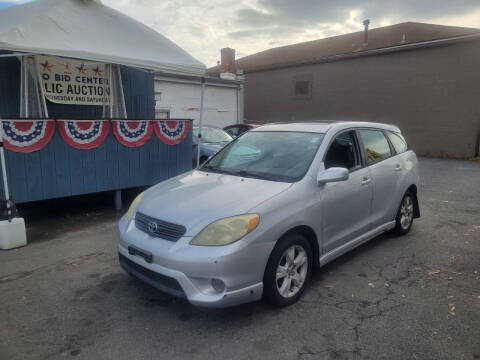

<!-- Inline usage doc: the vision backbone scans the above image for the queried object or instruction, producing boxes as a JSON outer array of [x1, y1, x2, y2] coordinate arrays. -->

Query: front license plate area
[[128, 245, 153, 263]]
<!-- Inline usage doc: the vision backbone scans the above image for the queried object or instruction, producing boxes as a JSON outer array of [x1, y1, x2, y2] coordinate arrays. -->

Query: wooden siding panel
[[52, 133, 72, 198], [39, 136, 58, 199]]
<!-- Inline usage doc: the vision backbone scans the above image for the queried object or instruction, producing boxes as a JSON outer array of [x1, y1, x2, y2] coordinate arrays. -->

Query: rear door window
[[358, 129, 392, 165], [386, 131, 408, 154]]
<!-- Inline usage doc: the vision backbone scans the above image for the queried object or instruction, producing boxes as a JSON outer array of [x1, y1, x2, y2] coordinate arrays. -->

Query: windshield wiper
[[201, 165, 236, 175], [233, 170, 283, 181], [201, 167, 287, 182]]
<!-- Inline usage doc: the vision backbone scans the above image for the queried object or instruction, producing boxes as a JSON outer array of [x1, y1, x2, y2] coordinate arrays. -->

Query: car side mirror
[[317, 167, 349, 185]]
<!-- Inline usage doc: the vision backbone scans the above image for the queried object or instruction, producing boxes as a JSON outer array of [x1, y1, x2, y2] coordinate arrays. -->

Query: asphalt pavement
[[0, 157, 479, 360]]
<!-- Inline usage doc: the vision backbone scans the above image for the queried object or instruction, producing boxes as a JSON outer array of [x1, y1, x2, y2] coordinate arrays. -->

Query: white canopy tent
[[0, 0, 206, 75]]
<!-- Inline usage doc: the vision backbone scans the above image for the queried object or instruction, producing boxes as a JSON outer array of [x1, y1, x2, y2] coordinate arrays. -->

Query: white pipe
[[0, 52, 36, 58], [196, 77, 206, 168], [24, 59, 29, 118], [154, 75, 240, 89], [109, 65, 113, 119], [0, 121, 10, 201]]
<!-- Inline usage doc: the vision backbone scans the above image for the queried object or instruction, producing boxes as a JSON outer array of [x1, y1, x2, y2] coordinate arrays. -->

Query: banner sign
[[58, 120, 110, 150], [37, 56, 110, 106], [1, 120, 55, 153], [154, 120, 190, 145], [113, 120, 153, 147]]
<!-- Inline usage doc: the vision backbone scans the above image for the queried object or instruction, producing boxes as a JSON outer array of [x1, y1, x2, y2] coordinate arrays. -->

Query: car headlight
[[190, 214, 260, 246], [126, 192, 145, 221]]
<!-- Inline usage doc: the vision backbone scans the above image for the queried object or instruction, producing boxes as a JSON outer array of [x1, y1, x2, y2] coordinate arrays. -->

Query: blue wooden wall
[[0, 56, 192, 203]]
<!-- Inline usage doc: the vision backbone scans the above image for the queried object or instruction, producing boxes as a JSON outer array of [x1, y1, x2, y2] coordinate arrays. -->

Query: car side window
[[237, 126, 248, 136], [358, 129, 392, 165], [386, 131, 408, 154], [324, 130, 361, 171], [225, 127, 240, 137]]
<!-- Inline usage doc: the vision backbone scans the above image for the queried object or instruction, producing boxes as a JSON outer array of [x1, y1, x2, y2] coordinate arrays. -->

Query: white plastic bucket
[[0, 217, 27, 250]]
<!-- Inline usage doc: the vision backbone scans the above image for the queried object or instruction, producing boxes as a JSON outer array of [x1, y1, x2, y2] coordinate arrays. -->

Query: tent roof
[[0, 0, 206, 75]]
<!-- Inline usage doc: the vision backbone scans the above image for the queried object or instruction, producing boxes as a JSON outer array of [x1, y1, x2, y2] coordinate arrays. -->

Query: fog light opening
[[211, 278, 225, 293]]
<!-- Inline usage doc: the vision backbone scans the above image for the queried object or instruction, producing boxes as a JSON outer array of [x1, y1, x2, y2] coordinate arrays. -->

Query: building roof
[[0, 0, 206, 75], [208, 22, 480, 74]]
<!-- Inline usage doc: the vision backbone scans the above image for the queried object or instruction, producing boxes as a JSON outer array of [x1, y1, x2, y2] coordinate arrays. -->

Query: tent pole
[[0, 121, 10, 202], [109, 65, 113, 119], [196, 77, 205, 168]]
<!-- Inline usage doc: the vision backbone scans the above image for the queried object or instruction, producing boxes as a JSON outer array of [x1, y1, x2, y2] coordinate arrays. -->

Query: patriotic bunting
[[1, 119, 190, 152], [154, 120, 190, 145], [112, 120, 153, 147], [1, 120, 55, 153], [58, 120, 110, 150]]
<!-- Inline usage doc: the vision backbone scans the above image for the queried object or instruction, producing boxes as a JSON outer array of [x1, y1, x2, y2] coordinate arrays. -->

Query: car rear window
[[358, 129, 392, 165], [386, 131, 408, 154]]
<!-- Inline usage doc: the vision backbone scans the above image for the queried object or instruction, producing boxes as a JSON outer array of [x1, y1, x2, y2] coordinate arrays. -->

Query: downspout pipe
[[196, 77, 206, 168], [0, 121, 10, 202]]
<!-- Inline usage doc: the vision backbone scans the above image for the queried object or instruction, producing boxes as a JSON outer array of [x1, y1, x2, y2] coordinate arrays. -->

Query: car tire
[[263, 233, 312, 307], [393, 191, 415, 235]]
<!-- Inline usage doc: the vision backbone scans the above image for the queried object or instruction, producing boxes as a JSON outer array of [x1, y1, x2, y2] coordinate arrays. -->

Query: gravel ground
[[0, 157, 479, 360]]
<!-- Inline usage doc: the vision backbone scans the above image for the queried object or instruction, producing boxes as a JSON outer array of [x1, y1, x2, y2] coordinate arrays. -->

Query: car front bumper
[[118, 215, 270, 308]]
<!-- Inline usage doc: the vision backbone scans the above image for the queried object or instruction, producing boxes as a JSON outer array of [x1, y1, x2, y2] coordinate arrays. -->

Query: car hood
[[137, 170, 292, 236]]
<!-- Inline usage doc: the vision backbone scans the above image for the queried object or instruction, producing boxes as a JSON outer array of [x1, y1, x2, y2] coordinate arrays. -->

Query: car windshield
[[193, 127, 233, 143], [201, 131, 324, 182]]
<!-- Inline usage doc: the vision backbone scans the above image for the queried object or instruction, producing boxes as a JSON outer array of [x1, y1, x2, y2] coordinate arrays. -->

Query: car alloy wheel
[[394, 191, 415, 235], [264, 233, 312, 306], [276, 245, 308, 298], [400, 195, 414, 230]]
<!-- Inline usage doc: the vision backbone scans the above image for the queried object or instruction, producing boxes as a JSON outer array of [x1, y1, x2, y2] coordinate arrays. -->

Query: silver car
[[118, 122, 420, 307]]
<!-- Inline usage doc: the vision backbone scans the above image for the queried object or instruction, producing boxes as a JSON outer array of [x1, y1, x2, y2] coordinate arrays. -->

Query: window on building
[[358, 129, 392, 165], [295, 81, 310, 96], [155, 110, 170, 119], [293, 74, 312, 99]]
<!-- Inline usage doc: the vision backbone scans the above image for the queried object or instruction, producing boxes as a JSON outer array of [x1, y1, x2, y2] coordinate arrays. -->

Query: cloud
[[256, 0, 480, 25], [37, 0, 480, 66]]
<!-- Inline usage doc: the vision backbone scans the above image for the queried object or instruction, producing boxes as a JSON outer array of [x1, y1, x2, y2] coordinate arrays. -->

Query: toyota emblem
[[148, 221, 158, 233]]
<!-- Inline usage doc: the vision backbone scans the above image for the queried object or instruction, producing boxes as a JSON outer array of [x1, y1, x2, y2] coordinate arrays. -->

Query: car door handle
[[395, 164, 402, 172], [361, 178, 371, 185]]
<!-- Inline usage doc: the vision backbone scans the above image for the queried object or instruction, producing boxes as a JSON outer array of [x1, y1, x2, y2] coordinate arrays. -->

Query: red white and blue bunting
[[1, 119, 191, 152], [154, 120, 190, 146], [1, 120, 55, 153], [58, 120, 110, 150], [112, 120, 153, 147]]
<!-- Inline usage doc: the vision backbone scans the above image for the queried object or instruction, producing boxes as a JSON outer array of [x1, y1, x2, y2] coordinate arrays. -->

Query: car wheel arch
[[272, 225, 320, 270], [406, 184, 420, 218]]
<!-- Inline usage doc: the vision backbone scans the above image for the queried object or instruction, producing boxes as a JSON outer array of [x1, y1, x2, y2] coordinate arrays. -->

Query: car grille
[[119, 253, 185, 298], [135, 212, 186, 241]]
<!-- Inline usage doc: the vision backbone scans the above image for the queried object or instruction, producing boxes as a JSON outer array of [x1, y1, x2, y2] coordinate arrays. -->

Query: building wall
[[0, 57, 192, 203], [244, 40, 480, 158], [154, 78, 239, 128]]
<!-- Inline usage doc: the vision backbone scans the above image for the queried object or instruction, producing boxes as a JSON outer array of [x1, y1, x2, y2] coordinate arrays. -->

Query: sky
[[2, 0, 480, 67]]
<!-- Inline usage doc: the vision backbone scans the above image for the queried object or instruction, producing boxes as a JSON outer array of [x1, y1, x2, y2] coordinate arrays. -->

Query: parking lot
[[0, 157, 479, 360]]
